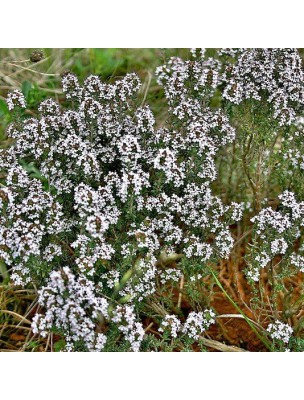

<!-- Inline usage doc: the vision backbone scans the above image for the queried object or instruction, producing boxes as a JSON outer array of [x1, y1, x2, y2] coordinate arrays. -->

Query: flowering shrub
[[1, 48, 304, 351]]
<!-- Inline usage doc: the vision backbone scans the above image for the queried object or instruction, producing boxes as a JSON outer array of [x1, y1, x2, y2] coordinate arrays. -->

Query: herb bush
[[1, 48, 304, 351]]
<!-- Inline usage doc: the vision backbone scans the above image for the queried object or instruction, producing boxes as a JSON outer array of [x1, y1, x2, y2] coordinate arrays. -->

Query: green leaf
[[0, 261, 9, 284], [22, 80, 32, 101], [54, 339, 66, 352], [0, 99, 9, 117]]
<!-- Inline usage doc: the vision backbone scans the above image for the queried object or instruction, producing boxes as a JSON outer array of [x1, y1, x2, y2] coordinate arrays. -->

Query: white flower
[[159, 315, 182, 338], [6, 89, 26, 110], [182, 310, 216, 340], [267, 320, 293, 344]]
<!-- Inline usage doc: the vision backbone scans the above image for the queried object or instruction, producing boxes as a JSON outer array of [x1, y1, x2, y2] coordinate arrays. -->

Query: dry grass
[[0, 283, 47, 351]]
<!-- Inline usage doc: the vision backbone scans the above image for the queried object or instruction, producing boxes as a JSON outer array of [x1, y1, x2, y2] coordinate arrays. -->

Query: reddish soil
[[208, 289, 267, 351], [204, 254, 304, 351]]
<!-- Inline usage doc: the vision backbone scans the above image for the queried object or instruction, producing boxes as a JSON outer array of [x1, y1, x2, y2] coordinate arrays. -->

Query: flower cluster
[[32, 267, 146, 352], [32, 267, 109, 352], [246, 191, 304, 281], [6, 89, 26, 111], [182, 310, 216, 340], [266, 320, 293, 344], [0, 164, 69, 285], [289, 253, 304, 273], [112, 305, 145, 352], [222, 48, 304, 126], [159, 310, 216, 341], [157, 48, 304, 127], [158, 315, 182, 338]]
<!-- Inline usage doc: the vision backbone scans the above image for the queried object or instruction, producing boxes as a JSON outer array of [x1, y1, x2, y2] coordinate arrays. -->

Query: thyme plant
[[1, 48, 304, 351]]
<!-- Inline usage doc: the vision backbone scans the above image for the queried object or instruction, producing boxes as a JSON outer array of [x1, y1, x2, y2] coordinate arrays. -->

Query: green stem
[[0, 261, 9, 284], [208, 267, 272, 351]]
